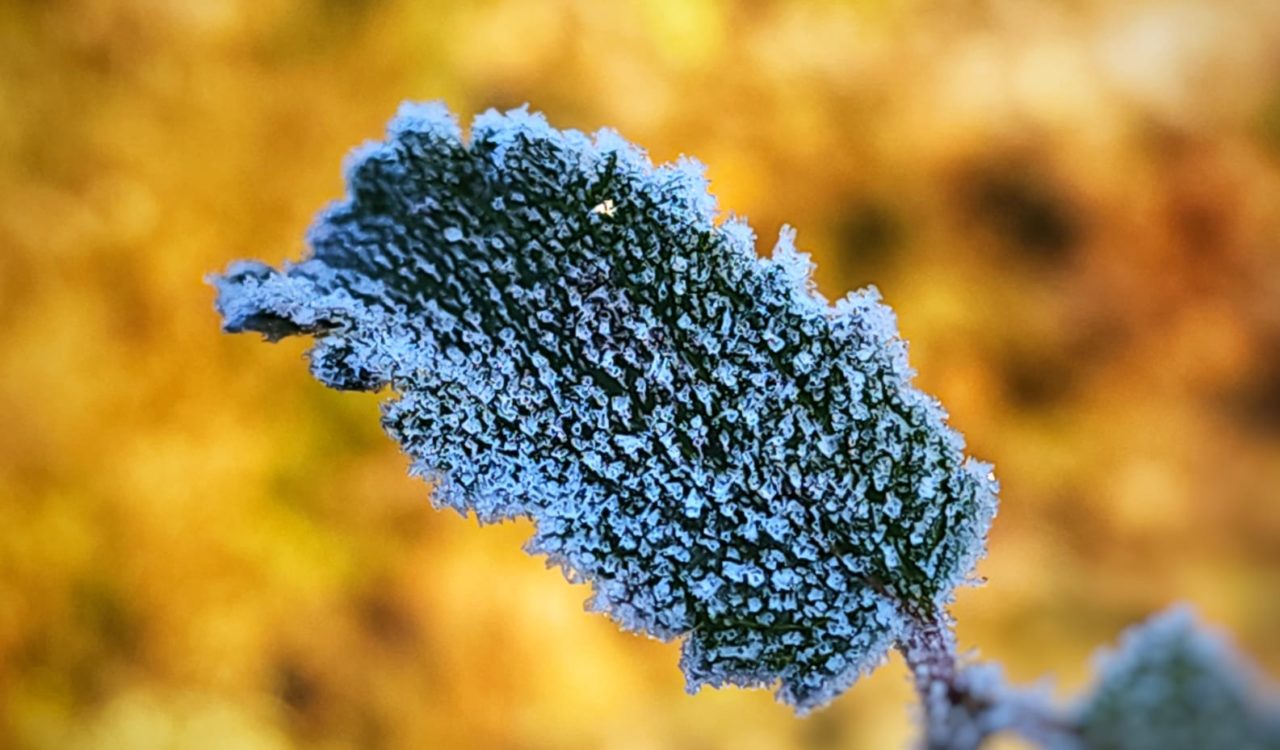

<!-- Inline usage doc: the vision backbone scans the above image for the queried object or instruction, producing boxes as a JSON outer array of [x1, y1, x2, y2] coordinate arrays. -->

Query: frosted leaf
[[1068, 606, 1280, 750], [211, 101, 999, 712]]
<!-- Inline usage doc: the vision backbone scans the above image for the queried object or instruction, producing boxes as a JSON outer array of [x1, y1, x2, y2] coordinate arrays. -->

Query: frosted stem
[[898, 609, 1077, 750], [899, 609, 981, 750]]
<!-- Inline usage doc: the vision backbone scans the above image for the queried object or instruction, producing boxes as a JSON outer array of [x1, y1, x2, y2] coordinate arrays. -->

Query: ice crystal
[[1069, 606, 1280, 750], [212, 102, 998, 711]]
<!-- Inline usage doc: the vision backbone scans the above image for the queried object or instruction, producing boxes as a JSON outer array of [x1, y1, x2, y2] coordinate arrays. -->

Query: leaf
[[1071, 606, 1280, 750], [212, 102, 998, 711]]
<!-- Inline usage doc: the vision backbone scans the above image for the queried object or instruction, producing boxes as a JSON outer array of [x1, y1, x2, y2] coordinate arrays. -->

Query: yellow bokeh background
[[2, 1, 1279, 747]]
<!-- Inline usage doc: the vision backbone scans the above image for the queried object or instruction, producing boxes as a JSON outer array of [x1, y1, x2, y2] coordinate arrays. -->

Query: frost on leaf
[[1069, 606, 1280, 750], [211, 102, 998, 712]]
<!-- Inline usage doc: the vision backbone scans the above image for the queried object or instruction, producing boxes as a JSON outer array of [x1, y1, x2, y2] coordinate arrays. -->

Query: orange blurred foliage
[[1, 1, 1278, 748]]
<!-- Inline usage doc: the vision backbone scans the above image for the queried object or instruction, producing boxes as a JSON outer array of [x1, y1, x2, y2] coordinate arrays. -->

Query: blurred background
[[2, 0, 1280, 747]]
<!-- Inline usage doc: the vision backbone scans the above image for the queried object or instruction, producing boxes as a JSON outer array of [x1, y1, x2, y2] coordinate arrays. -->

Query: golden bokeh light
[[2, 1, 1279, 747]]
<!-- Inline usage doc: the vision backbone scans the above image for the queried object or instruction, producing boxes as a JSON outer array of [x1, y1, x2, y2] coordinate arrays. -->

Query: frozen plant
[[213, 101, 998, 710], [212, 102, 1278, 749], [1062, 607, 1280, 750]]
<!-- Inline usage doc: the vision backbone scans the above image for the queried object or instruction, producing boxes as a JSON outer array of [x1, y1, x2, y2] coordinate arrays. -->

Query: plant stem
[[897, 608, 1079, 750], [898, 608, 978, 750]]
